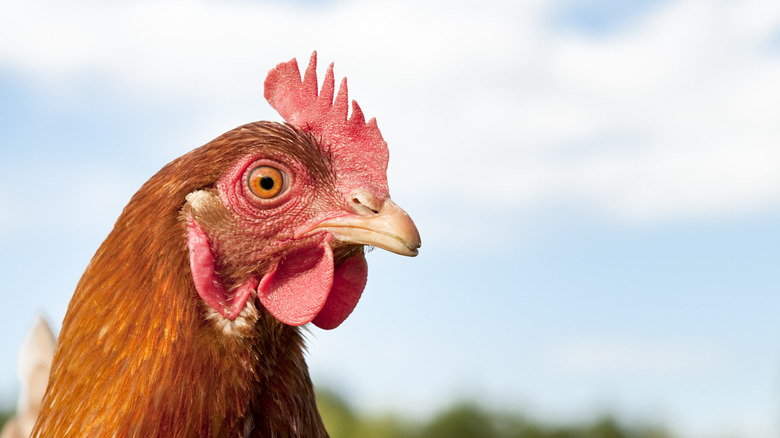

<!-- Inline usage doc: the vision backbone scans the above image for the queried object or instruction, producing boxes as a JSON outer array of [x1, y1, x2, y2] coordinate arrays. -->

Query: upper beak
[[307, 198, 421, 257]]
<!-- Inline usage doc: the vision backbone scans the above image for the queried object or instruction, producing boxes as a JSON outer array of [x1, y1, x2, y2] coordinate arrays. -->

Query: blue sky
[[2, 0, 780, 437]]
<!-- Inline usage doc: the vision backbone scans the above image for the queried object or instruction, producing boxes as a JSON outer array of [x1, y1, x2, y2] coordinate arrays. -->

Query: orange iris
[[248, 166, 285, 199]]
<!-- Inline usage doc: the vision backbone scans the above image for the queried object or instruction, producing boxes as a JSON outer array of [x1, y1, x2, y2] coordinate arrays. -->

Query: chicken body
[[0, 317, 55, 438], [31, 55, 419, 437]]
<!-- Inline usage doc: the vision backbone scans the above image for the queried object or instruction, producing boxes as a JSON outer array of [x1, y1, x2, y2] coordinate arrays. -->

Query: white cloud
[[545, 336, 721, 376], [429, 0, 780, 226], [0, 195, 6, 230], [0, 161, 138, 234], [1, 0, 780, 238]]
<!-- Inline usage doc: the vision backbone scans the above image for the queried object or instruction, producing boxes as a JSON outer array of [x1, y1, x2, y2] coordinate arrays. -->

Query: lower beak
[[309, 199, 421, 257]]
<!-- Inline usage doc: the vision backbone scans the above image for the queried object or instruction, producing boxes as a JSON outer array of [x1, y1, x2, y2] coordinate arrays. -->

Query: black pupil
[[259, 176, 275, 191]]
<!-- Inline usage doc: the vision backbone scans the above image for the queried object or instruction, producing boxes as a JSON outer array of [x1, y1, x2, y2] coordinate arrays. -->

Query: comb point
[[349, 100, 365, 126], [302, 52, 319, 98], [333, 77, 349, 121], [321, 63, 335, 105]]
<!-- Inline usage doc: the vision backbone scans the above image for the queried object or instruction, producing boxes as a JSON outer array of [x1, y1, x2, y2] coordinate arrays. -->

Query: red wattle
[[257, 241, 334, 326], [312, 252, 368, 330]]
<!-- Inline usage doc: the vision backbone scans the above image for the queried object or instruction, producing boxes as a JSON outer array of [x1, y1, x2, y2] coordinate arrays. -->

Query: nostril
[[352, 199, 378, 214], [350, 191, 380, 215]]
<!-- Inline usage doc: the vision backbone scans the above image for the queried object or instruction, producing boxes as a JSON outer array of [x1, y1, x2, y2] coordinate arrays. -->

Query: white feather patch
[[184, 189, 213, 211], [206, 293, 260, 337]]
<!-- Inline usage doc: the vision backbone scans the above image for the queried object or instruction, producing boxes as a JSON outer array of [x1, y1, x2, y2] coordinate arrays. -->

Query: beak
[[308, 198, 421, 257]]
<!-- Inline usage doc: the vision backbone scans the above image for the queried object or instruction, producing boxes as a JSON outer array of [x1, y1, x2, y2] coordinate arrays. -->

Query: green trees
[[317, 391, 674, 438]]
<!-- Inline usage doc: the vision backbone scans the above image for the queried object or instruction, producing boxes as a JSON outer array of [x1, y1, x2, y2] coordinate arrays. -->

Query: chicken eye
[[248, 166, 286, 199]]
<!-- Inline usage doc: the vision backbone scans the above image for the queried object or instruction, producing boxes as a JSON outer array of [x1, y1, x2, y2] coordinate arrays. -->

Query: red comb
[[264, 52, 389, 200]]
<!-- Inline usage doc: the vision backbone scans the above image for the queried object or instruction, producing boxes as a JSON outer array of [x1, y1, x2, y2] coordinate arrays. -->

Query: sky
[[1, 0, 780, 437]]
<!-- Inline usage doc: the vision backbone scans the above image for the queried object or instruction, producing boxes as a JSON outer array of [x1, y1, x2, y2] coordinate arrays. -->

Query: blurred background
[[1, 0, 780, 437]]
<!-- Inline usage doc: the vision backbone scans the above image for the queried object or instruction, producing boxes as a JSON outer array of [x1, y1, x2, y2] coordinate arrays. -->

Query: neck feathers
[[32, 152, 327, 437]]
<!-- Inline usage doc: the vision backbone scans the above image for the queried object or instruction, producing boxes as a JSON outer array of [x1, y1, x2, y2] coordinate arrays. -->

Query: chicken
[[30, 52, 420, 437], [0, 317, 56, 438]]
